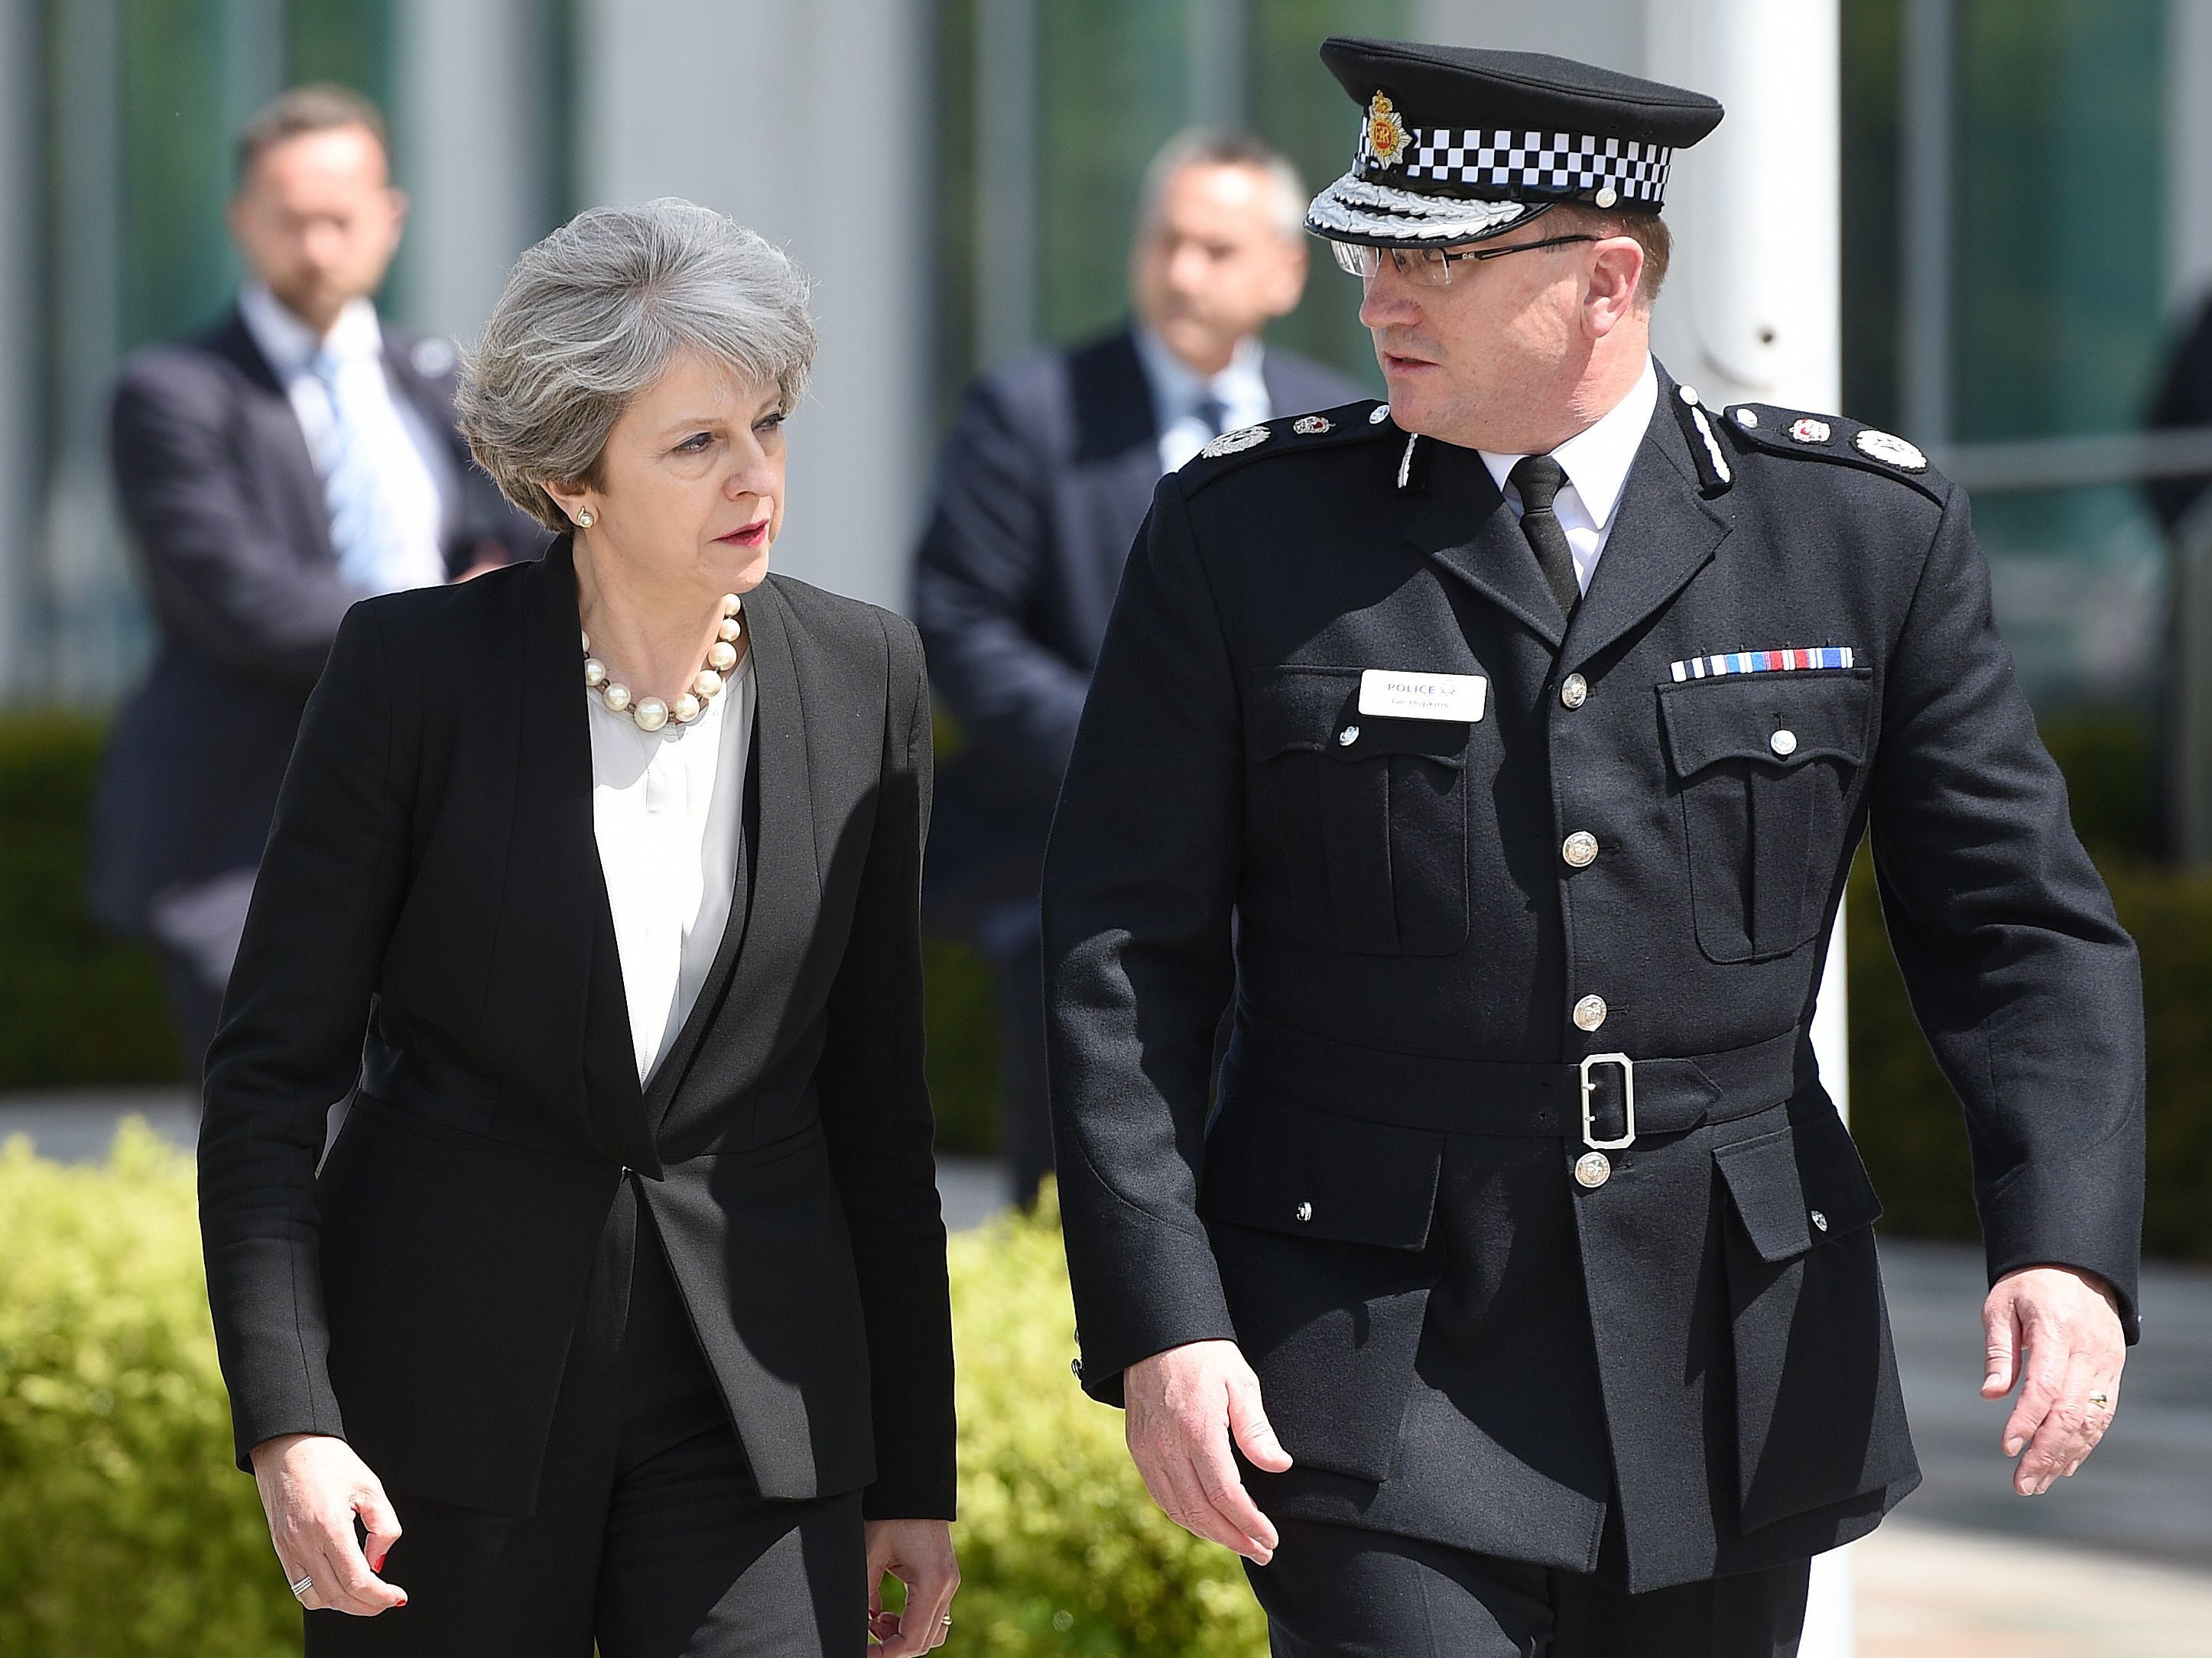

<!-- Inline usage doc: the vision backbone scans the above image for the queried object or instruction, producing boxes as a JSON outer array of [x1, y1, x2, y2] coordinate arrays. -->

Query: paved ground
[[8, 1091, 2210, 1653]]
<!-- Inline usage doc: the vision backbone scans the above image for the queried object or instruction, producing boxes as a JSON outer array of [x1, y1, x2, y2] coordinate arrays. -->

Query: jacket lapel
[[1408, 439, 1567, 651], [642, 577, 823, 1121], [485, 537, 654, 1163], [210, 310, 337, 568], [1558, 384, 1730, 673]]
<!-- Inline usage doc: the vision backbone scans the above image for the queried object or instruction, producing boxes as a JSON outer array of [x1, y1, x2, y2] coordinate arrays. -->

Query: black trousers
[[978, 900, 1055, 1207], [307, 1180, 866, 1658], [1247, 1516, 1811, 1658]]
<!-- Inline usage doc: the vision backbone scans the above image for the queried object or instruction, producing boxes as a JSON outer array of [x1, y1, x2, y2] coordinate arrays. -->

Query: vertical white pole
[[575, 0, 930, 612], [1647, 10, 1851, 1647], [391, 0, 547, 344]]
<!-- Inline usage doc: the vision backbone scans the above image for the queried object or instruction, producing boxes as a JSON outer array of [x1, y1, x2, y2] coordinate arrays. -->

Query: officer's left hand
[[1980, 1264, 2126, 1496]]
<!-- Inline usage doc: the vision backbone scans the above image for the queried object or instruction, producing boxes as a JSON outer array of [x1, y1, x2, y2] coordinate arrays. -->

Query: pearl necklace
[[582, 592, 744, 732]]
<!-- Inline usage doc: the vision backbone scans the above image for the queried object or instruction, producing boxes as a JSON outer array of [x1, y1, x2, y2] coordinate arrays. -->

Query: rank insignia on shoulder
[[1293, 414, 1335, 436], [1788, 417, 1831, 445], [1200, 424, 1272, 459], [1853, 428, 1928, 471]]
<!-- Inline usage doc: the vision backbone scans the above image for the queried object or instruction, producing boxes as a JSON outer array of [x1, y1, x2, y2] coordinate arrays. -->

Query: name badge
[[1358, 669, 1488, 722]]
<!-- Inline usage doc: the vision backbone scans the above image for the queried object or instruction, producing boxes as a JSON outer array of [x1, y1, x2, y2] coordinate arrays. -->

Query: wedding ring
[[2088, 1390, 2111, 1408], [289, 1572, 315, 1600]]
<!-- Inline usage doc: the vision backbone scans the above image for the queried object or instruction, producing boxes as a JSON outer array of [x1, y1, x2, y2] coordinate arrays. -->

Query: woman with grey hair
[[198, 198, 958, 1656]]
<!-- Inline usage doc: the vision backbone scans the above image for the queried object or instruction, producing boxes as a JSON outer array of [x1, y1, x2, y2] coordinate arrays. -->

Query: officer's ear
[[1583, 236, 1647, 338]]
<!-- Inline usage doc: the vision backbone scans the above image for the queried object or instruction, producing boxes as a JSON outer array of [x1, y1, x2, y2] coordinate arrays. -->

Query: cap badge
[[1200, 423, 1272, 459], [1292, 414, 1334, 436], [1788, 417, 1832, 445], [1854, 428, 1928, 472], [1364, 92, 1411, 169]]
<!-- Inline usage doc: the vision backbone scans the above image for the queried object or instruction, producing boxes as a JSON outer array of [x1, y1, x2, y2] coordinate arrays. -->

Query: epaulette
[[1715, 401, 1948, 505], [1179, 399, 1399, 495]]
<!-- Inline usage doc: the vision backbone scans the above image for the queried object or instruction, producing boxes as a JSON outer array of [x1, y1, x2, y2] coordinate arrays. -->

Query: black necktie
[[1195, 393, 1229, 439], [1509, 454, 1582, 621]]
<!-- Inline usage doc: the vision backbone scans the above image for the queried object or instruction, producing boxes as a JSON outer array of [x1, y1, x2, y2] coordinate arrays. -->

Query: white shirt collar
[[1477, 356, 1659, 531], [238, 281, 385, 379], [1132, 323, 1269, 427]]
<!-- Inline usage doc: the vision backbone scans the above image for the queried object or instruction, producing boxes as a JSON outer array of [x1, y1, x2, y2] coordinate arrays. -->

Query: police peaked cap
[[1307, 37, 1724, 247]]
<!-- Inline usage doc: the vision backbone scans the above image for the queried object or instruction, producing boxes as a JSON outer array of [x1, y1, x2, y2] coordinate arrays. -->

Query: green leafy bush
[[0, 1124, 291, 1656], [0, 717, 180, 1087], [948, 1189, 1266, 1656], [0, 1133, 1263, 1656]]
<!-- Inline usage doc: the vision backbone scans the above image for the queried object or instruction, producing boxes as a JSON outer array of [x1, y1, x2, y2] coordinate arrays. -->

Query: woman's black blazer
[[199, 535, 955, 1521]]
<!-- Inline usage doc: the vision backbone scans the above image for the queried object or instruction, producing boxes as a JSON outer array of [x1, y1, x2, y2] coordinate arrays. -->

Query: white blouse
[[587, 653, 757, 1083]]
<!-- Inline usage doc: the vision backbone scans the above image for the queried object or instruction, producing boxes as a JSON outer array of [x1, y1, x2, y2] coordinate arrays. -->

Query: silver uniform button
[[1339, 725, 1360, 746], [1769, 728, 1798, 757], [1574, 994, 1608, 1032], [1295, 1201, 1314, 1223], [1810, 1209, 1829, 1232], [1561, 831, 1599, 868], [1560, 673, 1588, 709], [1575, 1151, 1612, 1189]]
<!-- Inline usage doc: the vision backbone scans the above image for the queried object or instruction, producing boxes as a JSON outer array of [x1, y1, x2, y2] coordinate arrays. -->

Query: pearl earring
[[576, 508, 595, 528]]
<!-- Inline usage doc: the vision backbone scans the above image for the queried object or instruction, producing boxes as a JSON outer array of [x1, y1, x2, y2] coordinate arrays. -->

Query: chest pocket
[[1658, 672, 1873, 964], [1248, 666, 1470, 956]]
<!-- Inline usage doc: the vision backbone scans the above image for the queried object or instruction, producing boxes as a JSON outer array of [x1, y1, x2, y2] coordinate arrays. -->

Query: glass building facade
[[3, 0, 2208, 717]]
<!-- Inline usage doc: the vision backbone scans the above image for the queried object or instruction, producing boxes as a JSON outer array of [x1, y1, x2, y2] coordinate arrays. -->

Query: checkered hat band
[[1376, 128, 1673, 203]]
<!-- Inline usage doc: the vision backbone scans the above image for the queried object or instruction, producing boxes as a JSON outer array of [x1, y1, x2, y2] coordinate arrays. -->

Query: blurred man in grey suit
[[914, 130, 1364, 1202], [93, 85, 542, 1073]]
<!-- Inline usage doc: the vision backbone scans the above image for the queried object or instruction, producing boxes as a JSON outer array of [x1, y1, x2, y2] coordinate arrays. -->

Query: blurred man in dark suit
[[914, 129, 1365, 1205], [93, 85, 544, 1074]]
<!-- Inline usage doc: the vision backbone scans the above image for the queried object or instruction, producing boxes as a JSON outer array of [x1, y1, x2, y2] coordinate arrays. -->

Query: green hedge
[[0, 718, 180, 1088], [0, 1134, 1260, 1656]]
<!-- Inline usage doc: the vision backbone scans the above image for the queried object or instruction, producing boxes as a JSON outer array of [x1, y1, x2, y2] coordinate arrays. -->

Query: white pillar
[[391, 0, 551, 343], [2167, 0, 2212, 313], [574, 0, 930, 613], [0, 0, 44, 699]]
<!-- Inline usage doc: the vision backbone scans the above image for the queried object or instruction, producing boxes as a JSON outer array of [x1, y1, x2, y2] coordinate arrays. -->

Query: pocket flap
[[1247, 667, 1359, 757], [1330, 717, 1471, 767], [1717, 1104, 1886, 1264], [1786, 1102, 1885, 1238], [1200, 1094, 1442, 1251], [1659, 673, 1873, 779], [1716, 1128, 1813, 1263]]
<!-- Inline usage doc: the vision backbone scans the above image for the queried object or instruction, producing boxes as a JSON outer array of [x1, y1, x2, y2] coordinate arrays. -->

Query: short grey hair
[[458, 198, 817, 532], [1136, 128, 1307, 242]]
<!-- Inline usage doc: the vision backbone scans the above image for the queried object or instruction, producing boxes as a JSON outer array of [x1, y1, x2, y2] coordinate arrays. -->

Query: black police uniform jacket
[[1042, 372, 2145, 1591]]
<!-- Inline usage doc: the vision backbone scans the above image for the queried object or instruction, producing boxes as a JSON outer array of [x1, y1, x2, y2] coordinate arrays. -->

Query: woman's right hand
[[248, 1433, 408, 1617]]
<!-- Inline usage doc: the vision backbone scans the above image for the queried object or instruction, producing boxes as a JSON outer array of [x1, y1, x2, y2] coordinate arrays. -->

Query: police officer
[[1043, 37, 2144, 1656]]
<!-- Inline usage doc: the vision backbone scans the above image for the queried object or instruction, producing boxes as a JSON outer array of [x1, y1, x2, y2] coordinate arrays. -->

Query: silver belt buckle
[[1579, 1053, 1636, 1150]]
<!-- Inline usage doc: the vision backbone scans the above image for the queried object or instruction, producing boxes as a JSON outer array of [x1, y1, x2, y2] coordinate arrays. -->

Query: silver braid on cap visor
[[1306, 173, 1535, 242]]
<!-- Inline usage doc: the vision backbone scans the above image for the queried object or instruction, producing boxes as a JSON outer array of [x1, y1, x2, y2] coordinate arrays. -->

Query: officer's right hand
[[1122, 1338, 1294, 1563]]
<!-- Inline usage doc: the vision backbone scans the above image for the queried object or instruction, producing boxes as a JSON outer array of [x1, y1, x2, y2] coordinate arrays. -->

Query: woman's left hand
[[865, 1517, 959, 1653]]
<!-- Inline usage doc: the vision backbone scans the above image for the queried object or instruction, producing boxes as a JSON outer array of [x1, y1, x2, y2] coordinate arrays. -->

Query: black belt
[[1221, 1008, 1817, 1149]]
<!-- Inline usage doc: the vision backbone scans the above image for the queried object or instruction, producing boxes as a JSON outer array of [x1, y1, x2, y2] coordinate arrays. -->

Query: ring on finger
[[289, 1572, 315, 1600], [2088, 1390, 2111, 1409]]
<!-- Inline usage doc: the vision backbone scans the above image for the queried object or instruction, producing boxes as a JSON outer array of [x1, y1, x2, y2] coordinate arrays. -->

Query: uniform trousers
[[1246, 1509, 1810, 1658], [306, 1179, 866, 1658]]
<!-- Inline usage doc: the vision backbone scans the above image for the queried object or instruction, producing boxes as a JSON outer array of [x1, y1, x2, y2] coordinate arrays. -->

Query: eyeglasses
[[1330, 235, 1598, 289]]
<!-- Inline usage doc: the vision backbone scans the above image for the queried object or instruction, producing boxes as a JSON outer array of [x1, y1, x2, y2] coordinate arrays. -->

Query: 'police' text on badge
[[1358, 670, 1488, 722]]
